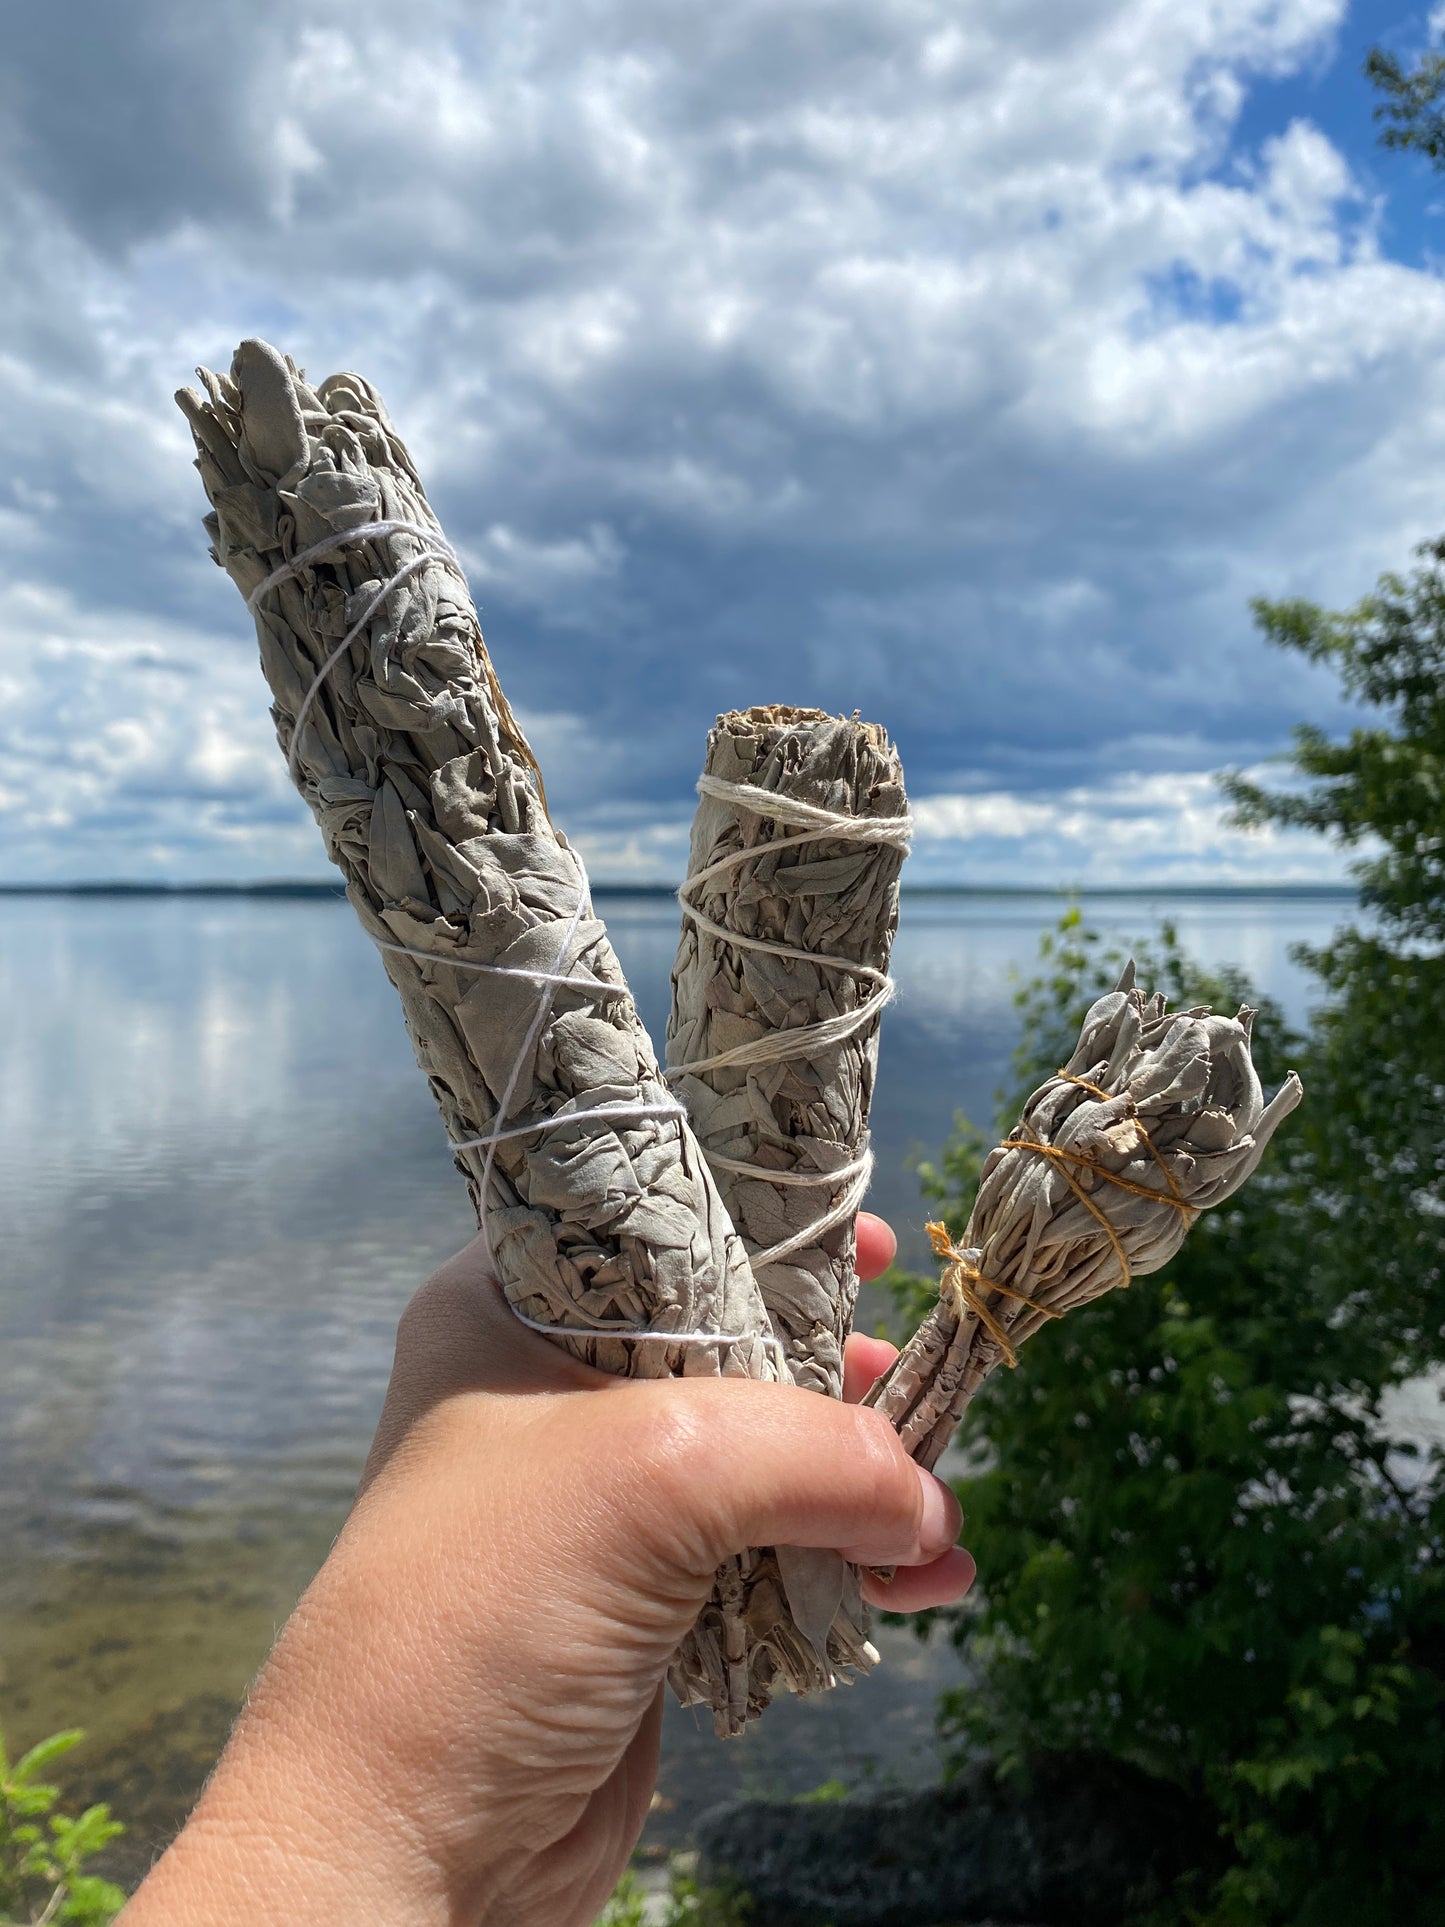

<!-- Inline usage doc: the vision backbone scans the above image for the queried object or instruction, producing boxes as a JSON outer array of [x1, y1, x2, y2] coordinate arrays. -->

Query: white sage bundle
[[667, 706, 909, 1394], [174, 338, 779, 1405], [866, 967, 1303, 1471], [664, 706, 909, 1727]]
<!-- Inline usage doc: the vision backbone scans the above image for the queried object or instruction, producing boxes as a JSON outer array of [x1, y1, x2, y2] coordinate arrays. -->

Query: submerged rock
[[694, 1754, 1216, 1927]]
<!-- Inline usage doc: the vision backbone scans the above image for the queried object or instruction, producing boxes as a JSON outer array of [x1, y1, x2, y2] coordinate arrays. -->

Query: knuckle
[[601, 1387, 712, 1503], [392, 1285, 436, 1358], [591, 1385, 721, 1561], [844, 1406, 920, 1540], [623, 1385, 713, 1488], [394, 1269, 466, 1355]]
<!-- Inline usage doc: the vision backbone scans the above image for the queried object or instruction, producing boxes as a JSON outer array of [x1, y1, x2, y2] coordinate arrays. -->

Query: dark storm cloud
[[0, 1, 291, 250]]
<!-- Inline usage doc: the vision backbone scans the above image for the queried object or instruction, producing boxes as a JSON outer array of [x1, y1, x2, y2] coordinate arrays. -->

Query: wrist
[[125, 1557, 501, 1927], [125, 1778, 440, 1927], [124, 1685, 457, 1927]]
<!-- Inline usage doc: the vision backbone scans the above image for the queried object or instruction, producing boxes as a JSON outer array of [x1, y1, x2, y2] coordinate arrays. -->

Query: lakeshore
[[0, 885, 1356, 1881]]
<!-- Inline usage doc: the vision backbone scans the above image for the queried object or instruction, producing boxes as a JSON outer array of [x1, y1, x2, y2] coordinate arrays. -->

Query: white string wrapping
[[252, 521, 786, 1371], [247, 519, 460, 783], [373, 938, 628, 997], [668, 773, 912, 1271]]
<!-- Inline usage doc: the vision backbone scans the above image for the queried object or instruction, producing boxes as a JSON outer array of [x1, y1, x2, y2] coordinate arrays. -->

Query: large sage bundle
[[175, 345, 780, 1357], [664, 706, 909, 1724], [866, 968, 1304, 1469]]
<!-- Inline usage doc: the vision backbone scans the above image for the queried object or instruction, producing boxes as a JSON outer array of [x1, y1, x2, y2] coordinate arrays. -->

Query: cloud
[[0, 579, 307, 881], [0, 0, 1434, 883], [908, 767, 1355, 886]]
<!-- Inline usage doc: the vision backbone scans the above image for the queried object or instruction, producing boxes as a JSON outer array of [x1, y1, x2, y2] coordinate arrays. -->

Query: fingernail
[[915, 1464, 961, 1557]]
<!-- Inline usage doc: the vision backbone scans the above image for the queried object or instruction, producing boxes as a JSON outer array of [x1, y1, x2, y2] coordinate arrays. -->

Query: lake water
[[0, 887, 1350, 1881]]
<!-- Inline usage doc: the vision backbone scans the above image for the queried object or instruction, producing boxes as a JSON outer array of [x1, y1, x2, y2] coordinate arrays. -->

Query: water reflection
[[0, 889, 1349, 1871]]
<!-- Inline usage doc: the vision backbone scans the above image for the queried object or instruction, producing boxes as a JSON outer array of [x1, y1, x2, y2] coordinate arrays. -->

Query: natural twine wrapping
[[665, 706, 909, 1726], [866, 966, 1304, 1472]]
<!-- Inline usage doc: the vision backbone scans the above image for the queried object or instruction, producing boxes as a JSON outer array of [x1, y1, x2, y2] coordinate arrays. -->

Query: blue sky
[[1, 0, 1444, 885]]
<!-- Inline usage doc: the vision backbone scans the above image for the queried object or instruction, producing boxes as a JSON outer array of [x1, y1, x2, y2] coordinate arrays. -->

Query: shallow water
[[0, 887, 1349, 1875]]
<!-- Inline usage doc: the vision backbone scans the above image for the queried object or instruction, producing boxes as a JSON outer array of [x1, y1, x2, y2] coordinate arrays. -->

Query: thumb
[[618, 1377, 962, 1577]]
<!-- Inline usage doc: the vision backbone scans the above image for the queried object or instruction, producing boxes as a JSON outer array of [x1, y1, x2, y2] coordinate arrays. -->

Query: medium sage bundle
[[176, 336, 794, 1723], [667, 706, 909, 1395], [665, 705, 909, 1724], [866, 967, 1304, 1470]]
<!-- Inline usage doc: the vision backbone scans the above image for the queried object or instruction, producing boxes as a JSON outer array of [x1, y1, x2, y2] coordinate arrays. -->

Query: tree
[[1223, 560, 1445, 1379], [1227, 557, 1445, 942], [887, 556, 1445, 1924], [1367, 39, 1445, 168]]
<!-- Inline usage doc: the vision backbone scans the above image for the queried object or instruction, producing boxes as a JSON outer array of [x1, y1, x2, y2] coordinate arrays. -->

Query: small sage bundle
[[665, 705, 909, 1727], [866, 966, 1304, 1470]]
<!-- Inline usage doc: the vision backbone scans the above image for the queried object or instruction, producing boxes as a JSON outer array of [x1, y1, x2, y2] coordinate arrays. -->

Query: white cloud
[[570, 811, 694, 884], [0, 581, 311, 881], [909, 768, 1357, 886]]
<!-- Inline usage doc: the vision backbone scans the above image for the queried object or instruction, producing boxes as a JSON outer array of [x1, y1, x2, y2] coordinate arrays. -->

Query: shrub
[[595, 1854, 753, 1926], [0, 1726, 125, 1927]]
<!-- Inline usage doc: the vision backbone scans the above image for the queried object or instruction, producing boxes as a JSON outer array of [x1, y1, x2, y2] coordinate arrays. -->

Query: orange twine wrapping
[[928, 1072, 1196, 1369], [925, 1220, 1060, 1368]]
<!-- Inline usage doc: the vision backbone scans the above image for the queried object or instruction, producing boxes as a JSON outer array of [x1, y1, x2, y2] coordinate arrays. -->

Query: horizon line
[[0, 878, 1360, 900]]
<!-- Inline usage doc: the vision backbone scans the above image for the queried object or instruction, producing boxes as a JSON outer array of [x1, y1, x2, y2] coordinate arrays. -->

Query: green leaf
[[57, 1871, 127, 1925], [10, 1733, 83, 1787], [793, 1777, 849, 1804]]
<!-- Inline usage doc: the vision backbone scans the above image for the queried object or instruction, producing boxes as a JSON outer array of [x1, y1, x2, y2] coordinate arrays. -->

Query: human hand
[[124, 1213, 973, 1927]]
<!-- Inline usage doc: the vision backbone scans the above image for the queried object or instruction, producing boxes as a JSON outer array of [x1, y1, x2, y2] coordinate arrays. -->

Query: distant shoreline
[[0, 879, 1359, 901]]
